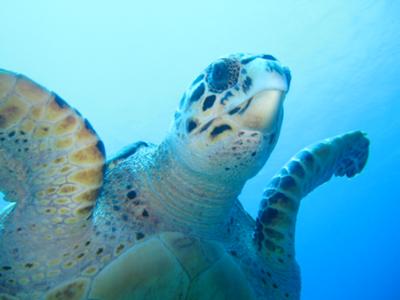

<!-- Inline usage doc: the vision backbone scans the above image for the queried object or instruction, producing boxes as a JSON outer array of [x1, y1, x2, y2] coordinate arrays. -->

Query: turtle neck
[[144, 138, 245, 238]]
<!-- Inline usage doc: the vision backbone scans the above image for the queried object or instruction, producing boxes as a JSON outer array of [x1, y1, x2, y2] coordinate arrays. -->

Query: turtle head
[[170, 53, 291, 184]]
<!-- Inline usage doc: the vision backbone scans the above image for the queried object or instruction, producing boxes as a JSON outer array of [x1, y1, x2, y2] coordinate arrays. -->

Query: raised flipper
[[253, 131, 369, 298], [0, 69, 106, 232]]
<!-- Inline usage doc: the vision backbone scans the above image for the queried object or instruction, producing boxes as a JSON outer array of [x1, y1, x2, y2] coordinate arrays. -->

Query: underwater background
[[1, 0, 399, 299]]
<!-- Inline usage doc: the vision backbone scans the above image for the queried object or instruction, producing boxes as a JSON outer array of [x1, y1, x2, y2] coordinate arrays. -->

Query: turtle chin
[[174, 126, 280, 185]]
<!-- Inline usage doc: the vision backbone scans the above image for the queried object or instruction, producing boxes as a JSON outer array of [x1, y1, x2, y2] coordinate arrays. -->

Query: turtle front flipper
[[253, 131, 369, 299], [0, 69, 105, 233]]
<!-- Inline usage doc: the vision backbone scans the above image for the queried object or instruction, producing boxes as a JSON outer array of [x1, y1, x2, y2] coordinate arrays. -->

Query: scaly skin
[[0, 53, 369, 300]]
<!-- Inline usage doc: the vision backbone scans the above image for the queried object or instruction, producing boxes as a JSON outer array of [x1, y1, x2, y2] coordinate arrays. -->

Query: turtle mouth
[[225, 89, 285, 131], [226, 89, 285, 114]]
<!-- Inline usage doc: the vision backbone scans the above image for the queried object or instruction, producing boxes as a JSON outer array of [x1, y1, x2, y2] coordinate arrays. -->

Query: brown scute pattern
[[45, 278, 89, 300], [0, 69, 105, 224]]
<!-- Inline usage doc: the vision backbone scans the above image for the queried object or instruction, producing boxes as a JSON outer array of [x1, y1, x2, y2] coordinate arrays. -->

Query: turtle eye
[[206, 58, 240, 93]]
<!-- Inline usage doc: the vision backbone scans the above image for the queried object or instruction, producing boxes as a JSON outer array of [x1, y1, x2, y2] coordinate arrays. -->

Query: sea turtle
[[0, 53, 369, 300]]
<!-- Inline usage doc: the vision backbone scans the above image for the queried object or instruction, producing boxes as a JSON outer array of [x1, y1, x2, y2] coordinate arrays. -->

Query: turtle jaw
[[225, 89, 286, 134]]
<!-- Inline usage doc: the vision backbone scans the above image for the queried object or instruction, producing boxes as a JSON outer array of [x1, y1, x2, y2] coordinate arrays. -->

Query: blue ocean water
[[1, 1, 399, 299]]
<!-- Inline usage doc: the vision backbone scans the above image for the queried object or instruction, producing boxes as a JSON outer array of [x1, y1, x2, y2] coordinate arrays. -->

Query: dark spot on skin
[[2, 266, 11, 271], [260, 54, 278, 61], [142, 209, 149, 217], [268, 192, 296, 211], [241, 56, 257, 64], [77, 253, 85, 259], [113, 205, 120, 211], [298, 150, 314, 168], [225, 167, 230, 171], [285, 293, 290, 298], [267, 272, 272, 277], [54, 94, 70, 108], [272, 283, 278, 289], [96, 248, 104, 255], [239, 97, 253, 114], [260, 207, 279, 225], [220, 91, 234, 104], [190, 83, 205, 103], [210, 124, 232, 138], [202, 95, 216, 111], [0, 137, 4, 141], [287, 160, 305, 178], [127, 190, 137, 199], [228, 106, 241, 115], [122, 214, 129, 221], [229, 250, 238, 257], [251, 152, 257, 157], [25, 263, 34, 268], [17, 227, 22, 232], [187, 119, 197, 133], [269, 177, 280, 188], [136, 232, 145, 240], [199, 119, 214, 133], [8, 131, 15, 137], [85, 241, 91, 246], [242, 76, 252, 93], [192, 74, 205, 86], [280, 176, 296, 190]]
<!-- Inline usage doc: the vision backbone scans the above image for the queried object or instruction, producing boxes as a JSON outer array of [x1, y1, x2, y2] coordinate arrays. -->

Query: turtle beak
[[239, 89, 285, 131]]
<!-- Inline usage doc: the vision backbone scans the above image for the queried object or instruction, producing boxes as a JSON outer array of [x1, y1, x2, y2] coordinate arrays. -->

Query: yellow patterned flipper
[[0, 69, 105, 229]]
